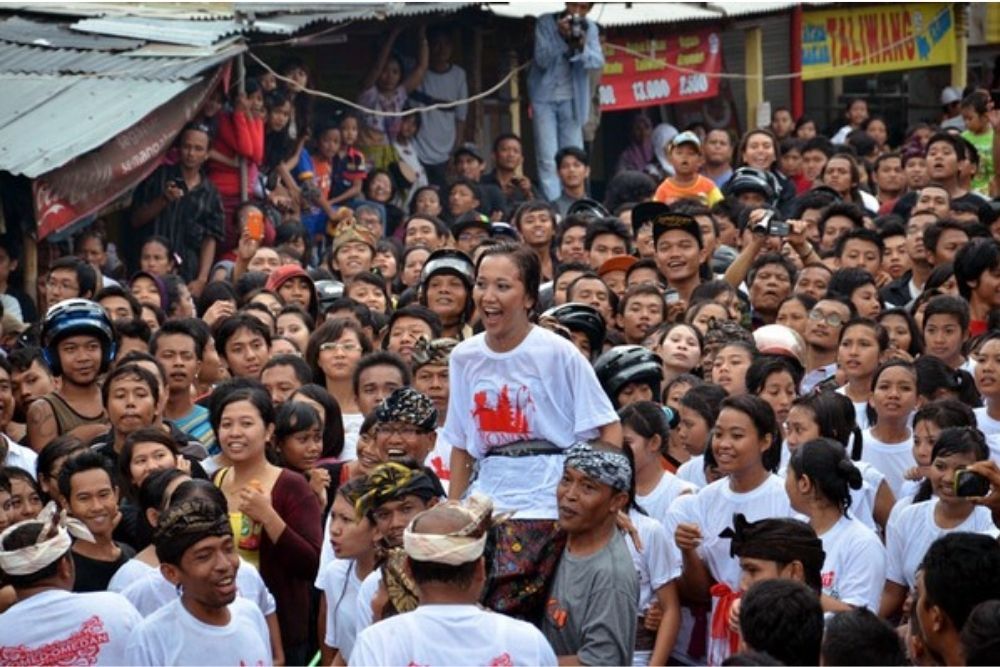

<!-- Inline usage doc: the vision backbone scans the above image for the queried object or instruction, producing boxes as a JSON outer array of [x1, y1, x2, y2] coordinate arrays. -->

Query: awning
[[484, 2, 828, 26]]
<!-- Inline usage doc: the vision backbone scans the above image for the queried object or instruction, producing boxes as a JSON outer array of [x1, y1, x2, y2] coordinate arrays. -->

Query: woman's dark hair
[[619, 401, 673, 460], [933, 426, 989, 465], [828, 267, 878, 303], [602, 171, 658, 213], [165, 477, 227, 511], [138, 468, 189, 514], [877, 308, 925, 357], [263, 89, 296, 172], [291, 383, 346, 459], [119, 427, 180, 491], [915, 355, 980, 407], [736, 128, 780, 169], [838, 317, 890, 353], [789, 437, 863, 516], [408, 185, 441, 215], [745, 355, 803, 395], [274, 400, 323, 456], [141, 236, 175, 267], [161, 274, 187, 317], [348, 271, 392, 314], [209, 384, 275, 437], [475, 242, 541, 313], [275, 221, 311, 262], [718, 394, 783, 472], [364, 169, 397, 203], [36, 435, 87, 498], [911, 402, 980, 503], [304, 319, 373, 385], [925, 262, 956, 293], [663, 373, 704, 404], [792, 390, 864, 460], [867, 359, 918, 427], [277, 303, 315, 331], [679, 383, 729, 427], [196, 280, 238, 317]]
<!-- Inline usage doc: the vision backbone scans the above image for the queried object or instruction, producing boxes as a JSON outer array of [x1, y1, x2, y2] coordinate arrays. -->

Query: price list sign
[[599, 28, 722, 111]]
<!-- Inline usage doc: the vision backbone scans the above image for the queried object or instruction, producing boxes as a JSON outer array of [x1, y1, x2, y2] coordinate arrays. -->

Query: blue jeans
[[532, 99, 583, 201]]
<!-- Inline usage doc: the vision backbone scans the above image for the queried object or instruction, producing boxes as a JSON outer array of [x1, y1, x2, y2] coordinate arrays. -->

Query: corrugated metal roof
[[0, 40, 242, 79], [0, 74, 191, 177], [70, 16, 247, 47], [0, 3, 237, 21], [0, 15, 145, 50], [486, 2, 726, 25]]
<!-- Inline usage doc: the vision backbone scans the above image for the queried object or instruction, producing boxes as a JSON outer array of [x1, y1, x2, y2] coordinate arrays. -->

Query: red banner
[[33, 66, 225, 240], [599, 28, 722, 111]]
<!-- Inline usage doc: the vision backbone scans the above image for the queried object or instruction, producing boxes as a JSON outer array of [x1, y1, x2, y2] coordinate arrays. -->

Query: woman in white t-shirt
[[861, 360, 919, 498], [305, 319, 372, 462], [673, 395, 793, 663], [621, 401, 695, 524], [318, 479, 377, 666], [835, 319, 888, 431], [880, 427, 997, 619], [786, 438, 886, 612], [443, 243, 620, 620], [973, 334, 1000, 454], [899, 401, 980, 502], [675, 384, 728, 489], [785, 390, 895, 531]]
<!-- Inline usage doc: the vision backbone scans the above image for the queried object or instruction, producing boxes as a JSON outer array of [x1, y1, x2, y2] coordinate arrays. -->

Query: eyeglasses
[[320, 342, 361, 353], [808, 310, 844, 327], [375, 424, 424, 438]]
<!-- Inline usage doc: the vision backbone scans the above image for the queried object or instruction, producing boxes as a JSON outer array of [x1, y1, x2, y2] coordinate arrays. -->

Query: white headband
[[0, 502, 94, 576], [403, 494, 496, 566]]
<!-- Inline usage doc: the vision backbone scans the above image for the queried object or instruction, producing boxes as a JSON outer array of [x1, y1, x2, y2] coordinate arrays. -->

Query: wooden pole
[[508, 50, 521, 140], [23, 235, 36, 312], [790, 5, 804, 119], [471, 26, 483, 147], [744, 27, 764, 129], [951, 3, 968, 89], [237, 52, 248, 202]]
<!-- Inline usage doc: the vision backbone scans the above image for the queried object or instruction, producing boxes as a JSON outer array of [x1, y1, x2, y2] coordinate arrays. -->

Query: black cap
[[450, 211, 490, 237], [453, 142, 485, 163], [632, 202, 703, 248]]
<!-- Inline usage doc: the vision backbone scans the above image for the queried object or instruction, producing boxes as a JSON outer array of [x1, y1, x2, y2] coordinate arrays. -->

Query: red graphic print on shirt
[[0, 616, 109, 666], [489, 652, 514, 666], [472, 382, 534, 449]]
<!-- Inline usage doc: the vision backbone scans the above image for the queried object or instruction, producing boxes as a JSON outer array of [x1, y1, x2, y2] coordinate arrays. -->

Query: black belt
[[485, 440, 563, 458]]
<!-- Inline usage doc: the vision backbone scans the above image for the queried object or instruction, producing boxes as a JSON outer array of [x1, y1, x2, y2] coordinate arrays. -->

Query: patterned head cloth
[[330, 216, 377, 254], [719, 513, 825, 572], [0, 502, 93, 577], [564, 442, 632, 493], [403, 493, 495, 565], [410, 337, 459, 372], [154, 497, 232, 566], [374, 386, 437, 431], [355, 461, 442, 519]]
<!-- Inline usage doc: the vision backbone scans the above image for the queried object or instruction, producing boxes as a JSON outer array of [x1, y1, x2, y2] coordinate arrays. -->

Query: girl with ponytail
[[786, 438, 885, 613], [785, 391, 895, 531]]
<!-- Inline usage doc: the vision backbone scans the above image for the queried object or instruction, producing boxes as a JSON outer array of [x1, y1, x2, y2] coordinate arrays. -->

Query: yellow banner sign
[[801, 3, 955, 81]]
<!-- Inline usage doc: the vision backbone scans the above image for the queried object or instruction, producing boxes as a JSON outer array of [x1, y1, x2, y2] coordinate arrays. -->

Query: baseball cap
[[671, 130, 702, 152], [598, 255, 637, 277], [940, 86, 962, 106], [453, 142, 484, 163], [631, 202, 704, 248]]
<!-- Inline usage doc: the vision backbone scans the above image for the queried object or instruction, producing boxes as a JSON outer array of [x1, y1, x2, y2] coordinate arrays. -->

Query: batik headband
[[564, 442, 632, 493], [374, 386, 437, 432]]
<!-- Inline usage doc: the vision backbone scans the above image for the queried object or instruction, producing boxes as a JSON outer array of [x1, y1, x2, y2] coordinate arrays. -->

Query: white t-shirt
[[319, 558, 364, 659], [636, 472, 696, 525], [349, 603, 556, 667], [675, 455, 708, 489], [975, 406, 1000, 462], [426, 425, 452, 486], [117, 557, 275, 617], [413, 65, 469, 166], [818, 515, 886, 610], [660, 494, 703, 665], [860, 428, 915, 498], [354, 567, 382, 632], [341, 413, 365, 462], [627, 510, 679, 666], [780, 458, 884, 531], [886, 498, 999, 589], [0, 588, 141, 666], [835, 386, 871, 430], [125, 596, 271, 666], [440, 327, 618, 518], [1, 434, 37, 477], [670, 475, 796, 589]]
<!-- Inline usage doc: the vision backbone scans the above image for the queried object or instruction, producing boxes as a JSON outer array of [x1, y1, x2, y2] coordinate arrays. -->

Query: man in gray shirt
[[414, 25, 468, 187], [543, 441, 638, 665]]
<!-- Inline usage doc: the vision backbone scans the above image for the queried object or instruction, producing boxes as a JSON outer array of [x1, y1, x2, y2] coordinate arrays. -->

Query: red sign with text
[[599, 28, 722, 111], [33, 67, 224, 240]]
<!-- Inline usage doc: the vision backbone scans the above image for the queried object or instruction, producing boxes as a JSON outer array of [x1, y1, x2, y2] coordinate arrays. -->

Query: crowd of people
[[2, 5, 1000, 666]]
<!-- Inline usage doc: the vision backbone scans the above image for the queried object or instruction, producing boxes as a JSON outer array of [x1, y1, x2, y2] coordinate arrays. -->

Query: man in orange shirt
[[653, 131, 724, 207]]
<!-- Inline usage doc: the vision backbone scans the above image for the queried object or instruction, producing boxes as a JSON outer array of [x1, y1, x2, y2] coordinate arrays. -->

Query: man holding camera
[[528, 3, 604, 202]]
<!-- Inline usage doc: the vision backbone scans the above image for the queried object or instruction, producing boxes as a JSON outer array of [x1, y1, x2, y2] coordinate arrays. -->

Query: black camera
[[753, 209, 789, 237], [561, 12, 587, 49], [955, 469, 991, 498]]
